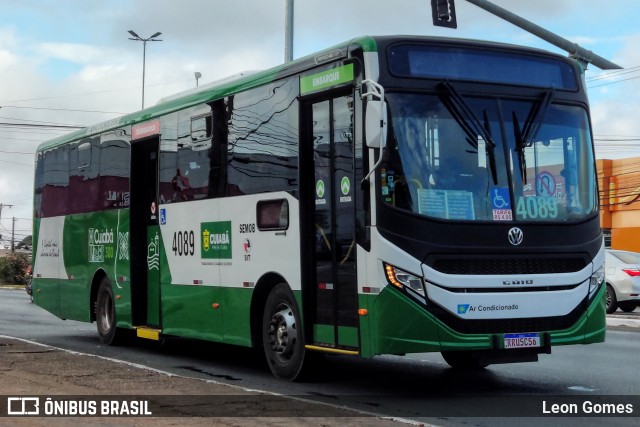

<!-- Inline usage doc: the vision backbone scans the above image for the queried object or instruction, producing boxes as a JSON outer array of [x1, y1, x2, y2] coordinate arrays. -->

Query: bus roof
[[36, 34, 578, 153], [36, 35, 379, 152]]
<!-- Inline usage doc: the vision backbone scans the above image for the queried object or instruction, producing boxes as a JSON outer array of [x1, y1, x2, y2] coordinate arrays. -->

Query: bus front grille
[[429, 255, 588, 275]]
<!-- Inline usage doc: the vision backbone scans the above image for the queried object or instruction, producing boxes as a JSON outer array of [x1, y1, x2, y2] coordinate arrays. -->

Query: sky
[[0, 0, 639, 244]]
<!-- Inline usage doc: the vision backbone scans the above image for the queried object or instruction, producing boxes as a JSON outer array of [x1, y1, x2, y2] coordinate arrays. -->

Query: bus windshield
[[381, 92, 597, 222]]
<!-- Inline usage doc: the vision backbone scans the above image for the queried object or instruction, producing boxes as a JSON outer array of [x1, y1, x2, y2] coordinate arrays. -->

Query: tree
[[0, 253, 30, 285]]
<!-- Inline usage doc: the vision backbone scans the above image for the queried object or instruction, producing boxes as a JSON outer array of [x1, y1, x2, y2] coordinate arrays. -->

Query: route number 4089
[[515, 196, 558, 219], [172, 230, 195, 256]]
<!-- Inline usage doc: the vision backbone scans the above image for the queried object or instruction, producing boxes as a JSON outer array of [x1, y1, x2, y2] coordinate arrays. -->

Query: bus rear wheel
[[441, 351, 489, 369], [96, 278, 123, 345], [262, 283, 305, 381]]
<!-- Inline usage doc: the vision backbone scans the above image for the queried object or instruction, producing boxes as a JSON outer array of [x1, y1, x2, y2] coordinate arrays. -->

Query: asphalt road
[[1, 288, 639, 426]]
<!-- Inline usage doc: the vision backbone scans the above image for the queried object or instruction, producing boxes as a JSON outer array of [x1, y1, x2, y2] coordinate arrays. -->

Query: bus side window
[[227, 78, 299, 196], [100, 130, 131, 209], [69, 138, 100, 214], [39, 145, 70, 218], [173, 106, 213, 202]]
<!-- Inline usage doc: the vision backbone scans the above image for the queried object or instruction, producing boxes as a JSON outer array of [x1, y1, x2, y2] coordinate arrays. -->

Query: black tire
[[262, 283, 306, 381], [441, 351, 489, 369], [618, 301, 637, 313], [605, 284, 618, 314], [96, 278, 124, 345]]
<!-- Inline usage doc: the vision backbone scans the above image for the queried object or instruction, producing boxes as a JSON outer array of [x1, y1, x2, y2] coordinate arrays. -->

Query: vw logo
[[508, 227, 524, 246]]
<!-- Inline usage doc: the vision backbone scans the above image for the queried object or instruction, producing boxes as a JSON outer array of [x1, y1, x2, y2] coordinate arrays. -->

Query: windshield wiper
[[437, 81, 498, 185], [512, 89, 554, 184]]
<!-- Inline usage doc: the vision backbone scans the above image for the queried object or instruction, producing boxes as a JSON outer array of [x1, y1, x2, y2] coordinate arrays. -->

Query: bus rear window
[[388, 44, 578, 90]]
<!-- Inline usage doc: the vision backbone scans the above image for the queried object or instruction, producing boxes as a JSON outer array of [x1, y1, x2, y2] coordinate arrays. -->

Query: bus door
[[130, 135, 162, 329], [304, 94, 359, 351]]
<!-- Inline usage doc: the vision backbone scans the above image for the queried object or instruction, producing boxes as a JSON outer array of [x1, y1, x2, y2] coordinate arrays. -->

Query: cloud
[[589, 32, 640, 159], [0, 0, 639, 237], [35, 43, 105, 64]]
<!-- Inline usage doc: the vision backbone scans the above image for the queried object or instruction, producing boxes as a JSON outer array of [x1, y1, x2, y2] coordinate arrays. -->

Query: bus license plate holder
[[503, 333, 540, 349]]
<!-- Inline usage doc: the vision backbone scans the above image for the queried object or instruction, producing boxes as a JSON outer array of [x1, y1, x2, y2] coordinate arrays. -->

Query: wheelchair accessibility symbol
[[491, 187, 511, 209], [536, 172, 556, 197]]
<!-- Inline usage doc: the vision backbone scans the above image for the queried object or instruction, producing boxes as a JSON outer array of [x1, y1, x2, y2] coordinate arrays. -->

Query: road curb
[[606, 316, 640, 329]]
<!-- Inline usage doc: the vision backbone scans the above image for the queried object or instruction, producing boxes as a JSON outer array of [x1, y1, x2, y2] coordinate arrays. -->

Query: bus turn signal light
[[384, 264, 403, 289], [358, 309, 368, 316]]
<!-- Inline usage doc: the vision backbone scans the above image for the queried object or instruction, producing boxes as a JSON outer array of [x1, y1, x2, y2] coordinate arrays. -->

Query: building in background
[[598, 158, 640, 251]]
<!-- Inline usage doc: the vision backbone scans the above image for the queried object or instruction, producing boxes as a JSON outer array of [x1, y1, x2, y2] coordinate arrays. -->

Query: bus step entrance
[[135, 327, 162, 341]]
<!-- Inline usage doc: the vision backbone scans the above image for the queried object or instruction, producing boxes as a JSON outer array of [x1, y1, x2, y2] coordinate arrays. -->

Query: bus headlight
[[589, 266, 605, 298], [384, 263, 426, 300]]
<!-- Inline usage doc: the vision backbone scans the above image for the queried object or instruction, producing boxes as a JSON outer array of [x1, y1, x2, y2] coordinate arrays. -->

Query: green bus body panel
[[161, 284, 223, 342], [358, 285, 606, 358], [220, 287, 253, 347], [33, 211, 132, 326], [550, 284, 606, 345], [311, 325, 359, 347], [313, 324, 335, 345], [65, 210, 132, 324], [338, 326, 359, 348], [161, 285, 252, 347], [33, 278, 61, 318], [358, 288, 445, 357]]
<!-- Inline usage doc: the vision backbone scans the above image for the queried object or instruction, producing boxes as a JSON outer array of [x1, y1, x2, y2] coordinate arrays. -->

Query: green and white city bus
[[32, 35, 606, 380]]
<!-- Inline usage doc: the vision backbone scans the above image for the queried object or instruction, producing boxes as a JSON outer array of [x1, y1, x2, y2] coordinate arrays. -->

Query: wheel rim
[[268, 303, 297, 363], [99, 292, 114, 333], [606, 287, 612, 308]]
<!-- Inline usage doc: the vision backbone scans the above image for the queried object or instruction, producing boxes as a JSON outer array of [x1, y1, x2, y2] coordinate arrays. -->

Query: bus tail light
[[383, 263, 426, 298]]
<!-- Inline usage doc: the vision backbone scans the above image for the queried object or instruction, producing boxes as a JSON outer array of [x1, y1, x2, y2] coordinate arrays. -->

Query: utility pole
[[0, 203, 12, 221], [11, 217, 16, 253]]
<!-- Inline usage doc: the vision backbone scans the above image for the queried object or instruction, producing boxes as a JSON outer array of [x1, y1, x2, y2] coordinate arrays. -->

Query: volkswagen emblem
[[508, 227, 524, 246]]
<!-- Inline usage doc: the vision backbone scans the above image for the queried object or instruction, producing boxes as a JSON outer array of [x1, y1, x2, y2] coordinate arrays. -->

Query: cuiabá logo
[[201, 221, 232, 259], [457, 304, 470, 314]]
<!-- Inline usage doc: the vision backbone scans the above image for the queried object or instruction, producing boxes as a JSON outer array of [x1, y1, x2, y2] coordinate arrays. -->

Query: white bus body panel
[[33, 216, 68, 280], [363, 226, 597, 320], [159, 192, 301, 291]]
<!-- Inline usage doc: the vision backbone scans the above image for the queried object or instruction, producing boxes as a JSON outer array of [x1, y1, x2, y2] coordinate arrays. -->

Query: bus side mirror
[[365, 100, 387, 149]]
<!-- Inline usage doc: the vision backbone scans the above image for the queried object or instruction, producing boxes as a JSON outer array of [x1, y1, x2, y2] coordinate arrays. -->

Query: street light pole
[[284, 0, 294, 62], [128, 30, 163, 109]]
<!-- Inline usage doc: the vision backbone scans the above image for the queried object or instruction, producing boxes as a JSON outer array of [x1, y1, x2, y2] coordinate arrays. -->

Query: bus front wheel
[[262, 283, 305, 381], [96, 278, 123, 345]]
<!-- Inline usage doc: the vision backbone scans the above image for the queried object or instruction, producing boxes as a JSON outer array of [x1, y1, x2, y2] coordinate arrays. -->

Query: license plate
[[504, 333, 541, 349]]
